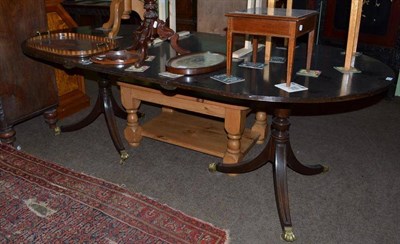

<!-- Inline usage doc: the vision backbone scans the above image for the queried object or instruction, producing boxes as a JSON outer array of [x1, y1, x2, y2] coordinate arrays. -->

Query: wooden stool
[[225, 8, 318, 87]]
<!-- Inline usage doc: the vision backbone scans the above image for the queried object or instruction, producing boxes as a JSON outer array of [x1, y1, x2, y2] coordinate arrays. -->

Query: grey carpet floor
[[14, 80, 400, 243]]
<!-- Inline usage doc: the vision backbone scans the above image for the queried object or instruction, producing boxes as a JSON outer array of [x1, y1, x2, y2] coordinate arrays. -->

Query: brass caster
[[208, 163, 217, 172], [54, 126, 61, 136], [322, 165, 329, 173], [119, 150, 129, 164], [281, 227, 296, 242], [138, 111, 145, 119]]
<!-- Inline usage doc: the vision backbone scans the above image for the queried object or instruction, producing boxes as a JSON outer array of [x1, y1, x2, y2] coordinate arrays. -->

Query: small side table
[[226, 8, 318, 86]]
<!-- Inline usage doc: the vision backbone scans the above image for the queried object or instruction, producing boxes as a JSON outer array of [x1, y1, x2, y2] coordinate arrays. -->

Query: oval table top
[[22, 27, 395, 106]]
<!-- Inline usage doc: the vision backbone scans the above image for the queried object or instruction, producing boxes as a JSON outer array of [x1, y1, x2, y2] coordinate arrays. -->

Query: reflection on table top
[[62, 0, 111, 7], [22, 25, 394, 105], [228, 8, 318, 19]]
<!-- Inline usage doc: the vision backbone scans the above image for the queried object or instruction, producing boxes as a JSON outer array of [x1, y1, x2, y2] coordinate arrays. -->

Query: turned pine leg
[[223, 108, 247, 163], [120, 87, 142, 147], [251, 111, 268, 144], [124, 106, 142, 147]]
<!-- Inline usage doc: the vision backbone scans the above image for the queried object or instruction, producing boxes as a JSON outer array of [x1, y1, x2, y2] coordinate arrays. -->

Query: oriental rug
[[0, 144, 228, 243]]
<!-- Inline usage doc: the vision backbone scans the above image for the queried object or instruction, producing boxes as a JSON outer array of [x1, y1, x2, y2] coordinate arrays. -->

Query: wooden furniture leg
[[103, 0, 119, 29], [0, 108, 57, 146], [264, 0, 275, 63], [226, 23, 233, 76], [0, 128, 16, 145], [59, 79, 129, 162], [229, 0, 262, 59], [123, 0, 132, 19], [344, 0, 363, 70], [103, 0, 124, 38], [306, 29, 315, 71], [210, 108, 328, 241], [286, 37, 296, 86], [0, 98, 15, 145], [352, 0, 363, 57], [252, 36, 259, 63], [43, 108, 58, 130], [251, 111, 267, 144], [223, 108, 247, 164], [120, 89, 143, 147]]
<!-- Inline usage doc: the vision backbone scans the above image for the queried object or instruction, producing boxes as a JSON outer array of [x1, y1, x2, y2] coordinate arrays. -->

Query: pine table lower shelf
[[118, 82, 267, 163], [142, 109, 259, 158]]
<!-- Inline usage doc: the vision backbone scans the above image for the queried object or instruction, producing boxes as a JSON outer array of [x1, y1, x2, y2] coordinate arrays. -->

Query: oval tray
[[25, 32, 118, 57], [166, 52, 226, 75], [90, 50, 140, 65]]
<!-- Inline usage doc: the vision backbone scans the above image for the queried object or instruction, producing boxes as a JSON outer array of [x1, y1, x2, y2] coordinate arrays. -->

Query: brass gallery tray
[[25, 32, 118, 57]]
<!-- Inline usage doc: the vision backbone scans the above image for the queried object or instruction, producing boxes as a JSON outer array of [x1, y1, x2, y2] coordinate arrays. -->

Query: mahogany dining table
[[22, 25, 394, 241]]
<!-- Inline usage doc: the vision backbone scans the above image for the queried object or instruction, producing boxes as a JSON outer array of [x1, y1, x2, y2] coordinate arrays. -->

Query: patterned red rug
[[0, 144, 228, 243]]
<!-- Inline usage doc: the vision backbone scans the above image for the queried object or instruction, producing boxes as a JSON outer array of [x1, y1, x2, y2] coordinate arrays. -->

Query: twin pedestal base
[[118, 84, 328, 241], [57, 79, 326, 241]]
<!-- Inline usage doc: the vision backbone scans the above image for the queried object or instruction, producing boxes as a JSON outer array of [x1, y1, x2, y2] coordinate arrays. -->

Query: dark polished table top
[[22, 25, 394, 106]]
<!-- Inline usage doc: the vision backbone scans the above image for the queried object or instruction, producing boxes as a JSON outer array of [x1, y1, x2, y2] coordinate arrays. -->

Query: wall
[[197, 0, 248, 34]]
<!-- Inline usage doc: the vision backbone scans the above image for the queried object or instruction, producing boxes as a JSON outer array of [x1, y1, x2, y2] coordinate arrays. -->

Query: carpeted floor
[[13, 79, 400, 243], [0, 143, 228, 243]]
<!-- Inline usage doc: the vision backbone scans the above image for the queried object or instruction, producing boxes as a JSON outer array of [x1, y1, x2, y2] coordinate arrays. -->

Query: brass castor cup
[[282, 227, 296, 242], [54, 126, 61, 136], [119, 150, 129, 164], [208, 163, 217, 172]]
